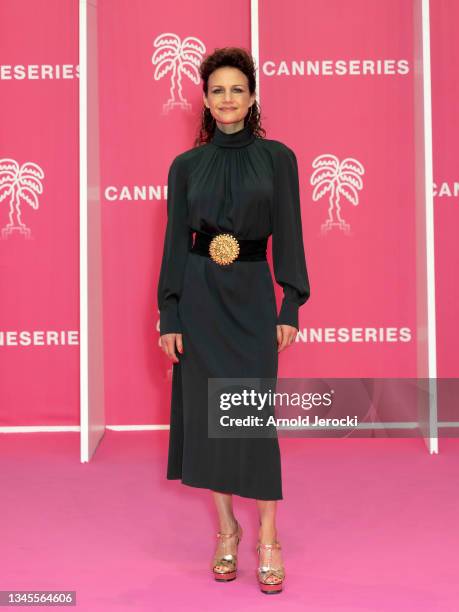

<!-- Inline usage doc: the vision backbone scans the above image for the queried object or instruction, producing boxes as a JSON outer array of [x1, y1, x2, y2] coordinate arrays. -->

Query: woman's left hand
[[276, 324, 298, 352]]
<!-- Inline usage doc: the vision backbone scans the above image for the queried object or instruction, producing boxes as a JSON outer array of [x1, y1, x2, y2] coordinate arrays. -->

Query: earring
[[247, 105, 253, 123]]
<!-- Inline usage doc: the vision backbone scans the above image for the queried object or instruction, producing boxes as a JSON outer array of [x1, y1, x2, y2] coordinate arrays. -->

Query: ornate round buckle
[[209, 233, 240, 266]]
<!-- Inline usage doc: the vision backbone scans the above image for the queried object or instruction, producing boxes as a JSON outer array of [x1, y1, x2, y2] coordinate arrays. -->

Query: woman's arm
[[157, 155, 193, 335], [272, 144, 311, 330]]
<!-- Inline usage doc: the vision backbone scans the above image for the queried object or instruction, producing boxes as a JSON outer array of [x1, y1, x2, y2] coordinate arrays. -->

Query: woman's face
[[204, 66, 256, 129]]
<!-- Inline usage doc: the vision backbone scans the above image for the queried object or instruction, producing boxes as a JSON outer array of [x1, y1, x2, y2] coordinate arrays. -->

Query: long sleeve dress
[[157, 123, 310, 500]]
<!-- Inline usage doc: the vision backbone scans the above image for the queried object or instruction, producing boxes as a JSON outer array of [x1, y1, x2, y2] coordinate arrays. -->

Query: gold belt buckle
[[209, 233, 240, 266]]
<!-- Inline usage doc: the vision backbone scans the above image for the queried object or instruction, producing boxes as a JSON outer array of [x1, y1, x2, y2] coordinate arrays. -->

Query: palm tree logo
[[310, 154, 364, 235], [0, 159, 44, 239], [152, 32, 206, 114]]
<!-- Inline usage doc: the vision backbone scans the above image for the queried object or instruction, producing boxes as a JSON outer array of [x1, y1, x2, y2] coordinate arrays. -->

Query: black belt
[[190, 230, 268, 265]]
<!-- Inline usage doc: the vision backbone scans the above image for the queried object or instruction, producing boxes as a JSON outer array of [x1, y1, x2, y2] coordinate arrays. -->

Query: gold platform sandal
[[256, 540, 285, 594], [211, 519, 243, 582]]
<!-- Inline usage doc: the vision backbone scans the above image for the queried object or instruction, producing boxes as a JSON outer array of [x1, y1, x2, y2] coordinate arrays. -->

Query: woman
[[157, 47, 310, 594]]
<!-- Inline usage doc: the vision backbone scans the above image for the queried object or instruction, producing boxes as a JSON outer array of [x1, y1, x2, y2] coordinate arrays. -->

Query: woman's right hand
[[160, 333, 183, 363]]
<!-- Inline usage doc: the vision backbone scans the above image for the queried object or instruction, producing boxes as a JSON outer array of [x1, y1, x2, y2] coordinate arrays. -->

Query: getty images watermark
[[216, 386, 358, 428], [207, 378, 457, 439]]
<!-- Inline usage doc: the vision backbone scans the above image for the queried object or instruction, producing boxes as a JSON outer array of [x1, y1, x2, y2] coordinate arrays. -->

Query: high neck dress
[[157, 123, 310, 500]]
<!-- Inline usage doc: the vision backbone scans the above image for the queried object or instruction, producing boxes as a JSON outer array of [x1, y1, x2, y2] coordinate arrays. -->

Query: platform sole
[[213, 570, 237, 581]]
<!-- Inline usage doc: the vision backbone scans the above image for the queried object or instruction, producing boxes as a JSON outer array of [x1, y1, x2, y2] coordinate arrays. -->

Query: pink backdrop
[[0, 0, 457, 428], [0, 0, 79, 427], [431, 0, 459, 380], [260, 0, 416, 379]]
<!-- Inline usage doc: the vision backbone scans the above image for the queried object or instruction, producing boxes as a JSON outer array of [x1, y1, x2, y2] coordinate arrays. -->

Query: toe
[[267, 575, 280, 584]]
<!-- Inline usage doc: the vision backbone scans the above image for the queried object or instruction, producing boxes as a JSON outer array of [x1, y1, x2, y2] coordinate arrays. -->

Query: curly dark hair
[[193, 46, 266, 147]]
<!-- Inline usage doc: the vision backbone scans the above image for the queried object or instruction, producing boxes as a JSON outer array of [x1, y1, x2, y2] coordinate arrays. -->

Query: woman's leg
[[212, 491, 239, 572], [256, 500, 284, 584]]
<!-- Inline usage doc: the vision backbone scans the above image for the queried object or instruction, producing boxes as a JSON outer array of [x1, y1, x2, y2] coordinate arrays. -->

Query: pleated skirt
[[166, 251, 283, 500]]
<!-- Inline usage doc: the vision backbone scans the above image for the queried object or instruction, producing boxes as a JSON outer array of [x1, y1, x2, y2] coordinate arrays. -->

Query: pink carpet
[[1, 432, 458, 611]]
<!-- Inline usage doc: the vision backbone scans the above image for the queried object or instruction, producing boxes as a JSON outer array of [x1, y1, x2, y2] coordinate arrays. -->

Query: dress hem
[[166, 475, 283, 502]]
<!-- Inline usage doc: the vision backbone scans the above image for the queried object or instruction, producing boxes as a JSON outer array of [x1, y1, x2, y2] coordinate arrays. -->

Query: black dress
[[157, 123, 310, 500]]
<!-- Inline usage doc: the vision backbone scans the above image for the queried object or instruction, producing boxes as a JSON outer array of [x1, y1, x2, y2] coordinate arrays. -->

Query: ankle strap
[[257, 541, 281, 550]]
